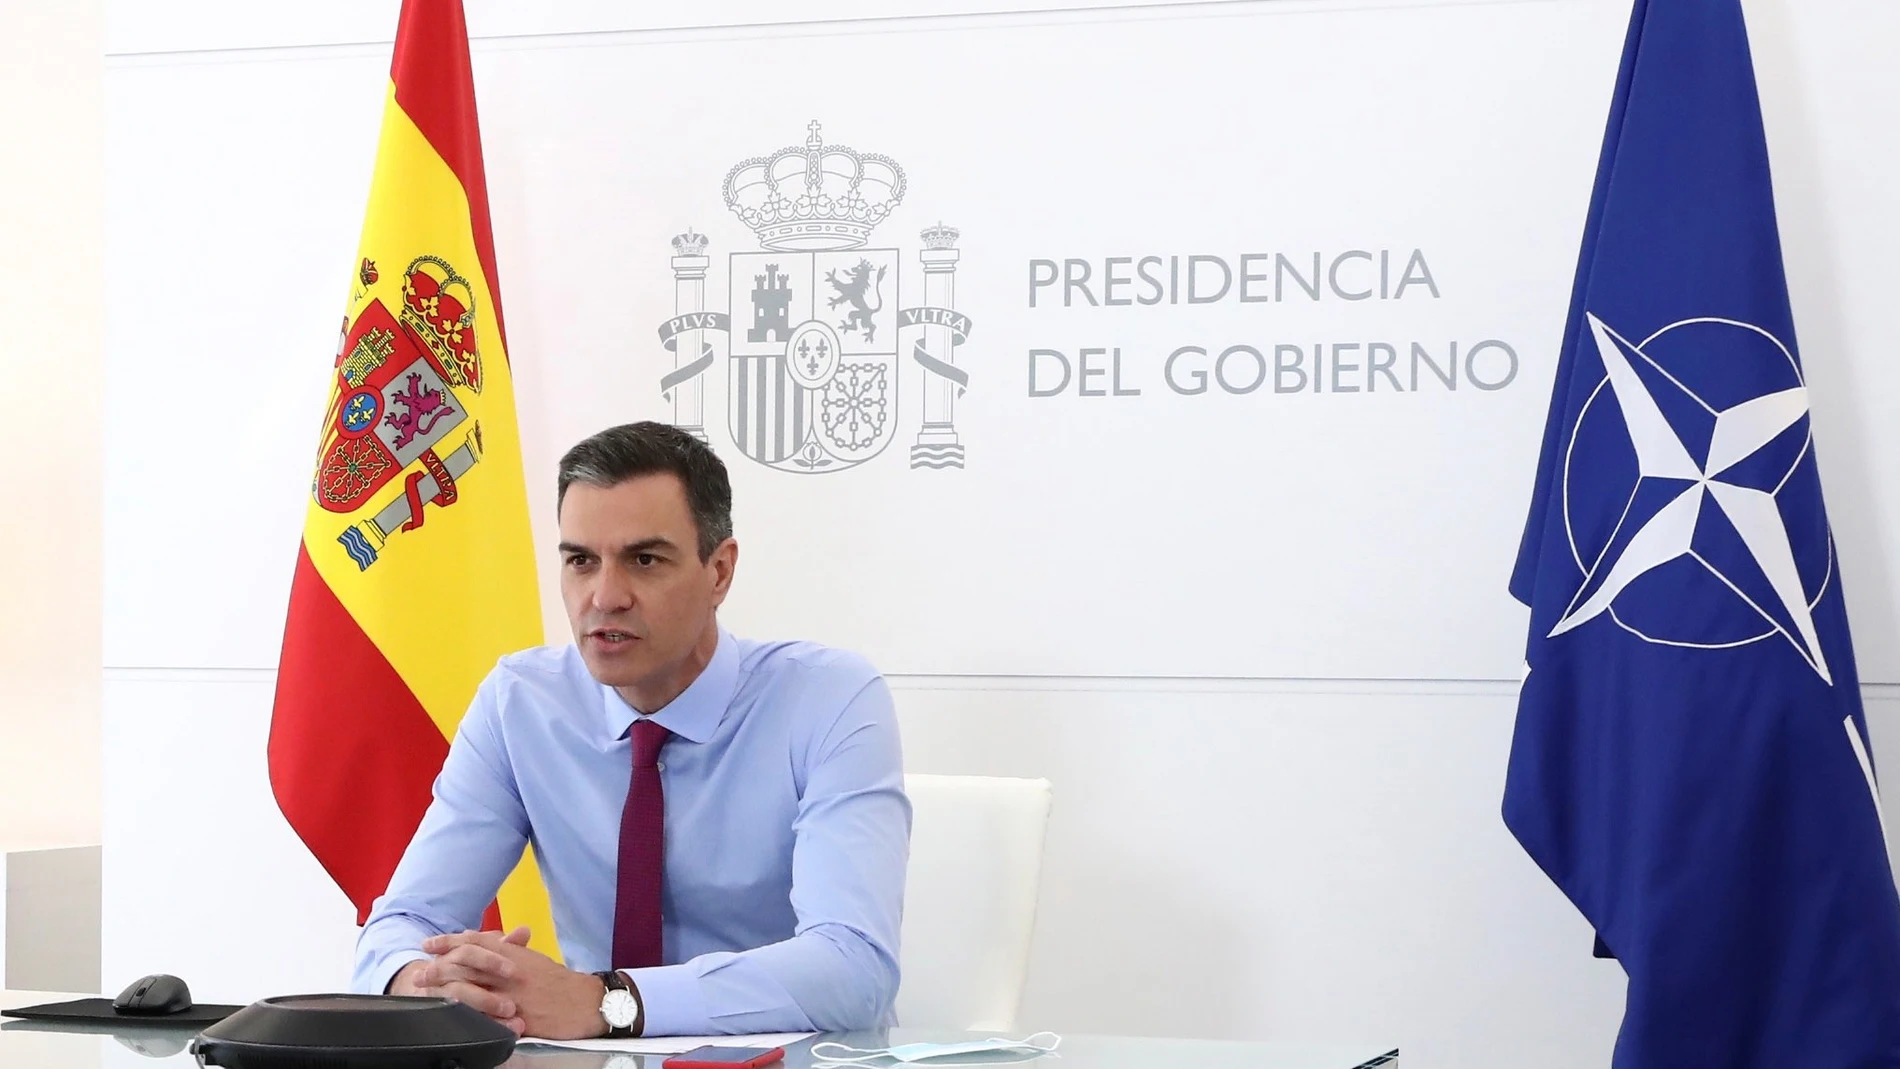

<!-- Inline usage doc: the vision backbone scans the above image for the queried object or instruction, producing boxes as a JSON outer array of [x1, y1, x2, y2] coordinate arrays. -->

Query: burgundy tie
[[612, 718, 671, 969]]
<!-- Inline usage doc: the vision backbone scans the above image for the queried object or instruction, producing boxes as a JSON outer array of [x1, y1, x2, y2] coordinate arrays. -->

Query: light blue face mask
[[811, 1032, 1062, 1066]]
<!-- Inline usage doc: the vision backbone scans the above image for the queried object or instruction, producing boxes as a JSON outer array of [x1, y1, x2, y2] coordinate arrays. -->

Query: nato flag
[[1504, 0, 1900, 1064]]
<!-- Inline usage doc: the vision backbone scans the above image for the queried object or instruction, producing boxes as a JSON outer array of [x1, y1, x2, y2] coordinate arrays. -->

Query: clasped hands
[[389, 926, 609, 1039]]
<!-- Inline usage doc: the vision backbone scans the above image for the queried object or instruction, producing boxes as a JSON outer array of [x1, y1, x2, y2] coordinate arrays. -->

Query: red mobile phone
[[663, 1046, 786, 1069]]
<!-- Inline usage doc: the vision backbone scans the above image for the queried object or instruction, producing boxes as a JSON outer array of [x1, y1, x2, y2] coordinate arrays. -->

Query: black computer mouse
[[113, 973, 194, 1015]]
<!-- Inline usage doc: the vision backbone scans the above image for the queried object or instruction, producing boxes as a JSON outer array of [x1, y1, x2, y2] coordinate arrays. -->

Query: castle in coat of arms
[[654, 121, 973, 472]]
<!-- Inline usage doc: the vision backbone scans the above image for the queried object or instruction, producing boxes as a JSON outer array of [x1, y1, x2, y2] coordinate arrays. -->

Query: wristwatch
[[596, 970, 641, 1038]]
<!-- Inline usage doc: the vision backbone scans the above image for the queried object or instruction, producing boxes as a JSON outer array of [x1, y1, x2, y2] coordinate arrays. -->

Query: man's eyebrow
[[556, 542, 592, 555], [619, 537, 678, 556]]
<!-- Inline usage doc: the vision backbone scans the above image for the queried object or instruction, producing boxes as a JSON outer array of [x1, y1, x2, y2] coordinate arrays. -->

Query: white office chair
[[895, 774, 1054, 1031]]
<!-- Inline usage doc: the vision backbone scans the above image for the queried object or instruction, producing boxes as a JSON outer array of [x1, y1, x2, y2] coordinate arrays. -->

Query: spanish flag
[[269, 0, 554, 953]]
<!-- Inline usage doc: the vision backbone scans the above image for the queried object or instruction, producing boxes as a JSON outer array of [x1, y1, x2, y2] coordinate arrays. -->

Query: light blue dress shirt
[[352, 629, 911, 1035]]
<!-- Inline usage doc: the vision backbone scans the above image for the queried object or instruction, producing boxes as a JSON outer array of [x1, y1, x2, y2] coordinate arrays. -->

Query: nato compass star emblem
[[1553, 314, 1836, 683]]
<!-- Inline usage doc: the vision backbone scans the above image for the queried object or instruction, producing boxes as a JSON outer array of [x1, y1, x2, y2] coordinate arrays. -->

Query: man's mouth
[[589, 628, 639, 646]]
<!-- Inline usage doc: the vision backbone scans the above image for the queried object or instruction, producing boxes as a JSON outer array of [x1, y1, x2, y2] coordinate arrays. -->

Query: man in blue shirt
[[353, 421, 910, 1039]]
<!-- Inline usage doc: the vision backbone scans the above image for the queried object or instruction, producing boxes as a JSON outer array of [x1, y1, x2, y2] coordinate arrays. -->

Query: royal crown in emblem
[[672, 229, 710, 257], [722, 121, 906, 252], [400, 255, 483, 393], [919, 222, 960, 250]]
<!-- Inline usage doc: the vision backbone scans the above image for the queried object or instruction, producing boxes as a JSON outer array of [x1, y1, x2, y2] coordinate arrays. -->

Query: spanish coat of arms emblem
[[655, 122, 974, 472], [317, 255, 487, 569]]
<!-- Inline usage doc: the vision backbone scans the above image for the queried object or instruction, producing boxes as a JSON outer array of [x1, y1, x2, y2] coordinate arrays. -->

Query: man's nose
[[591, 565, 636, 612]]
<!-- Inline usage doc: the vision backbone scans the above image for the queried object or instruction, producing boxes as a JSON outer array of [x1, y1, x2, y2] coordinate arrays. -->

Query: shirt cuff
[[620, 964, 709, 1037], [366, 949, 431, 996]]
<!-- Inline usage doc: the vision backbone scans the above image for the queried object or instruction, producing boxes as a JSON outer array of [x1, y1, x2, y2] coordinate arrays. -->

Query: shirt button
[[655, 761, 666, 772]]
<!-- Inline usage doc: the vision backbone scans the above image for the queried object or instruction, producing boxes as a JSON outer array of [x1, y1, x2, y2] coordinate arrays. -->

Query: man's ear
[[709, 538, 739, 606]]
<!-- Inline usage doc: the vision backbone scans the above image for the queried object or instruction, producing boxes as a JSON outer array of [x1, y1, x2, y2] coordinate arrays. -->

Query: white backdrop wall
[[1, 1, 102, 850], [101, 2, 1900, 1068]]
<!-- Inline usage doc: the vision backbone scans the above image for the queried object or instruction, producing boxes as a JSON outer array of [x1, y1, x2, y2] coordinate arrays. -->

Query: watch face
[[601, 987, 639, 1029]]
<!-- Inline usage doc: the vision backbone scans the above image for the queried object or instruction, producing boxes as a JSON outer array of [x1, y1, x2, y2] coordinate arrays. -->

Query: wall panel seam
[[104, 0, 1576, 62], [103, 666, 1900, 700]]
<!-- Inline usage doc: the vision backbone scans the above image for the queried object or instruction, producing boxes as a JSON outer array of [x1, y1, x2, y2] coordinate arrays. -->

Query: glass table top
[[0, 991, 1397, 1069]]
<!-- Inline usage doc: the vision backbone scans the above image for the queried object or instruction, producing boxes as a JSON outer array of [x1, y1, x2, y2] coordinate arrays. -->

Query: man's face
[[557, 473, 735, 707]]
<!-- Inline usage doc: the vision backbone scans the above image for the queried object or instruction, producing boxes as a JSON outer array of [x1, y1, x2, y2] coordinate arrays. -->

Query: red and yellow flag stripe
[[269, 0, 554, 953]]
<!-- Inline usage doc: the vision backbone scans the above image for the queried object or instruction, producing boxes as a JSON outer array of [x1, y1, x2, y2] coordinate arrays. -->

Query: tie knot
[[630, 718, 671, 766]]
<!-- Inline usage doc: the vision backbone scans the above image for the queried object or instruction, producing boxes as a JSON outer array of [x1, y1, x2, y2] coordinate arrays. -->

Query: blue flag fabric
[[1504, 1, 1900, 1064]]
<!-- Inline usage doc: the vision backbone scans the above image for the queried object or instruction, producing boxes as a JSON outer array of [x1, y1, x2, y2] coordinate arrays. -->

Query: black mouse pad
[[1, 997, 245, 1026]]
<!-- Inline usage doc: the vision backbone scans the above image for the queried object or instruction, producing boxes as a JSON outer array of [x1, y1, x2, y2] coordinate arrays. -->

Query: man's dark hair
[[557, 422, 733, 561]]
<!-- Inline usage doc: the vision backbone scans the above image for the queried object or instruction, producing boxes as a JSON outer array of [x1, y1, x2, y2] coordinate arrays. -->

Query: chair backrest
[[895, 774, 1054, 1031]]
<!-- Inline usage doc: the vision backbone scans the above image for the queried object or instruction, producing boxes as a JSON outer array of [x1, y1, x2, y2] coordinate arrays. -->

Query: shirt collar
[[601, 627, 739, 745]]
